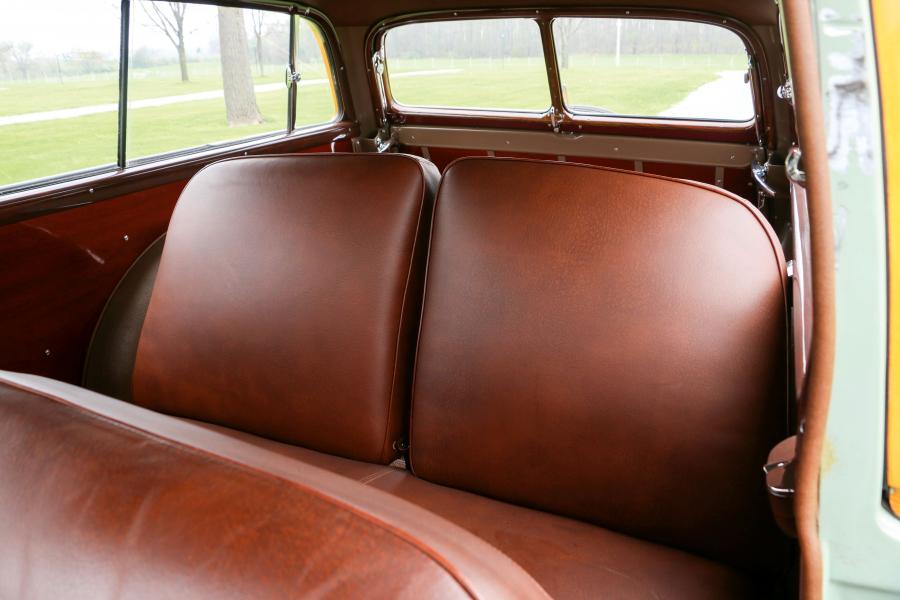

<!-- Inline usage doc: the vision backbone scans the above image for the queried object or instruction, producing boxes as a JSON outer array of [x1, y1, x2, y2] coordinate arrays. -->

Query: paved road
[[659, 70, 754, 121], [0, 69, 460, 127]]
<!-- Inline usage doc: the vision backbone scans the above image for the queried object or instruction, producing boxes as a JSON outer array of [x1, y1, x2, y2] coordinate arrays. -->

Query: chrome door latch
[[284, 65, 301, 88], [786, 147, 806, 185], [751, 147, 777, 208]]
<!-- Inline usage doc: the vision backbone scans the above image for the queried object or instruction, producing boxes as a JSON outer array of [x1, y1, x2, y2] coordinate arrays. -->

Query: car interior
[[0, 0, 833, 598]]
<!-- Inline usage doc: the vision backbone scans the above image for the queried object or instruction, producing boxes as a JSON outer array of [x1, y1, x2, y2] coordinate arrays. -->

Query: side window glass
[[0, 1, 121, 188], [127, 1, 290, 162]]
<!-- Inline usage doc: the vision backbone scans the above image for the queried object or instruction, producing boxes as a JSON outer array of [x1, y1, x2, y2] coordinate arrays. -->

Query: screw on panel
[[123, 234, 129, 241], [43, 349, 51, 357]]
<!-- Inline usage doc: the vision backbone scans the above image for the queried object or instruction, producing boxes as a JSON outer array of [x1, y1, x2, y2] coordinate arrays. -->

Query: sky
[[0, 0, 121, 55], [0, 1, 238, 57]]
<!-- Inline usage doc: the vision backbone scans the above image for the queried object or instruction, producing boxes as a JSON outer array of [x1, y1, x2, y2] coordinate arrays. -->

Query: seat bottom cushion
[[188, 421, 766, 600]]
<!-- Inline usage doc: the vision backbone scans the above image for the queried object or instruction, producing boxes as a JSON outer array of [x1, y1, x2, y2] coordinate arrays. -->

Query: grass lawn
[[0, 54, 743, 188], [388, 54, 745, 115], [0, 61, 331, 115], [0, 62, 337, 186]]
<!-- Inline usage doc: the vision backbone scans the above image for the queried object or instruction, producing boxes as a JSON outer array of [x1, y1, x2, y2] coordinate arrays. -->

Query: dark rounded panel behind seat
[[83, 234, 165, 402]]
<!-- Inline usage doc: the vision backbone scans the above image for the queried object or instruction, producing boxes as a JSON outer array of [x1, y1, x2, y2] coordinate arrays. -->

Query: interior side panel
[[0, 134, 352, 384], [0, 184, 182, 382]]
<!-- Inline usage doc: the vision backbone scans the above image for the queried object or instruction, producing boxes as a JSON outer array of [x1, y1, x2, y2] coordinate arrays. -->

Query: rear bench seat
[[0, 154, 789, 598]]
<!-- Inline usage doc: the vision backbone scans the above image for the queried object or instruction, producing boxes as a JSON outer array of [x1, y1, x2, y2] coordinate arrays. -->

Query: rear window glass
[[552, 17, 753, 121], [384, 19, 550, 112]]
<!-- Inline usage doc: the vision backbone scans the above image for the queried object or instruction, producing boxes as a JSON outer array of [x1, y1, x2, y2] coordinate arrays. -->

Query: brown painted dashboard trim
[[0, 123, 356, 226], [366, 7, 774, 146]]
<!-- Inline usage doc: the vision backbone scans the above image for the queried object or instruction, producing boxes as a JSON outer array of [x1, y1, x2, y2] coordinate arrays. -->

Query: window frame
[[0, 0, 347, 198], [367, 8, 773, 145], [382, 16, 553, 116], [548, 16, 757, 124]]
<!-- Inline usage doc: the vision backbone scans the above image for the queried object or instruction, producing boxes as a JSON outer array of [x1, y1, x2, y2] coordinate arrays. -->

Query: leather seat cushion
[[368, 471, 768, 600], [185, 421, 766, 600], [0, 372, 550, 600]]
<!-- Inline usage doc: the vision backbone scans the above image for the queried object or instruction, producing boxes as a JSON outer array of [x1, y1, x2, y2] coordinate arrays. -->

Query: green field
[[0, 54, 743, 187], [388, 54, 745, 114]]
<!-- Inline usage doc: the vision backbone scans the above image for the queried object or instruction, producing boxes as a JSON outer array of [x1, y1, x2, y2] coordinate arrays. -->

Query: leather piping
[[782, 2, 837, 599]]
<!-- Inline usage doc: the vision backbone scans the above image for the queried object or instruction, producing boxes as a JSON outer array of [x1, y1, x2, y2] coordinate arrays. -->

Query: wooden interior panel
[[0, 183, 182, 383], [642, 162, 716, 185], [409, 146, 489, 172], [724, 167, 757, 201], [0, 132, 352, 384], [566, 156, 635, 170]]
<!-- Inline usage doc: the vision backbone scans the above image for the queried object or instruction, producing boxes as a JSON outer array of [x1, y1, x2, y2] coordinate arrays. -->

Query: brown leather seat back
[[132, 154, 439, 464], [410, 158, 788, 571]]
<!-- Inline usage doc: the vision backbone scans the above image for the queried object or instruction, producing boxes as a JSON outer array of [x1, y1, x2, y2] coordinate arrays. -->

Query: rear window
[[384, 19, 550, 112], [552, 18, 753, 121], [380, 15, 754, 122]]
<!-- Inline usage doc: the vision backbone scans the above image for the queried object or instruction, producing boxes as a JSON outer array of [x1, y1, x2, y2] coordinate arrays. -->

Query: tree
[[250, 10, 265, 76], [217, 7, 262, 126], [554, 19, 584, 69], [142, 1, 189, 82], [11, 42, 33, 80], [0, 43, 12, 79]]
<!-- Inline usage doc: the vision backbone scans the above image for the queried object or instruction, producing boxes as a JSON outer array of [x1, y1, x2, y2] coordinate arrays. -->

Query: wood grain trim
[[0, 123, 356, 226]]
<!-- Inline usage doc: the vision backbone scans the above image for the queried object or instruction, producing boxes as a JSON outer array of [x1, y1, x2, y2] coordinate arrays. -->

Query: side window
[[0, 1, 121, 187], [0, 1, 340, 192], [128, 1, 290, 161], [384, 19, 550, 113], [552, 18, 753, 121]]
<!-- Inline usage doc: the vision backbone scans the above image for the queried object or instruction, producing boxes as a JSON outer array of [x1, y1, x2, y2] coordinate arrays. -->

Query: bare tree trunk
[[142, 3, 190, 82], [255, 33, 264, 76], [217, 7, 262, 126], [177, 41, 188, 82]]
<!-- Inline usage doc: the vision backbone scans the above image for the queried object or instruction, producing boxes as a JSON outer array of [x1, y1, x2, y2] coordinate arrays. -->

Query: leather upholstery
[[181, 420, 771, 599], [9, 154, 793, 597], [411, 157, 788, 572], [84, 234, 165, 401], [368, 470, 769, 600], [0, 372, 550, 600], [132, 154, 439, 464]]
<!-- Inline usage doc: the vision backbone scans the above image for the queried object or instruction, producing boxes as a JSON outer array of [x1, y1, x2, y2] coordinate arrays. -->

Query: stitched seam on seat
[[406, 161, 451, 479], [380, 157, 430, 464], [358, 469, 398, 486]]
